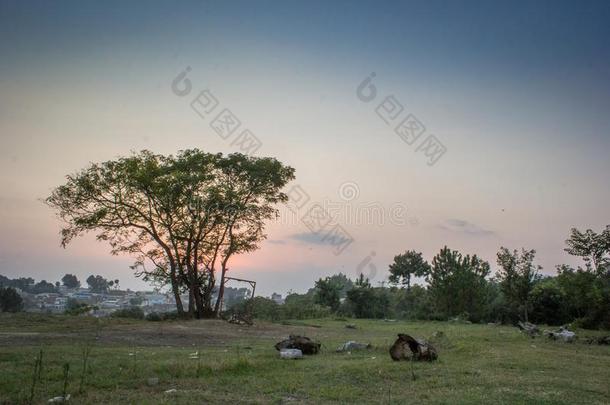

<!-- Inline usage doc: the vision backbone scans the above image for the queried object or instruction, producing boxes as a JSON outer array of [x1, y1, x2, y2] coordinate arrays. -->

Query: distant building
[[143, 293, 167, 306], [271, 293, 284, 305], [34, 293, 67, 312]]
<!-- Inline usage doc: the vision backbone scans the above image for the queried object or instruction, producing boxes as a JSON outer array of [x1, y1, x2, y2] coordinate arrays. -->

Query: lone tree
[[496, 247, 541, 322], [46, 149, 294, 318], [388, 250, 431, 290]]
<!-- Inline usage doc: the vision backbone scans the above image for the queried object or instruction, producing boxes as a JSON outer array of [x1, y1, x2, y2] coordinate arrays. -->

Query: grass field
[[0, 314, 609, 404]]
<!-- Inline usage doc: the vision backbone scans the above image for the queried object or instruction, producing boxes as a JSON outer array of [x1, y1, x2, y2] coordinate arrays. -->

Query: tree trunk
[[170, 271, 184, 315], [188, 286, 195, 317], [192, 287, 204, 319], [213, 268, 227, 316]]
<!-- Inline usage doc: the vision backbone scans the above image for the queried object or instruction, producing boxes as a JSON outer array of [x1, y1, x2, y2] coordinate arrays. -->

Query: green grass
[[0, 315, 609, 404]]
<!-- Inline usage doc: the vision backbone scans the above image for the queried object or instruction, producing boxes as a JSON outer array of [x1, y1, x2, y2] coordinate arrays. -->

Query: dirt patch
[[0, 318, 321, 347]]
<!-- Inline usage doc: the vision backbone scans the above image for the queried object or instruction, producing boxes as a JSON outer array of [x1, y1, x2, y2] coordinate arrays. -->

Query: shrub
[[145, 312, 163, 321], [160, 311, 181, 320], [283, 293, 331, 319], [346, 287, 390, 319], [0, 287, 23, 312], [111, 306, 144, 319], [530, 279, 569, 325]]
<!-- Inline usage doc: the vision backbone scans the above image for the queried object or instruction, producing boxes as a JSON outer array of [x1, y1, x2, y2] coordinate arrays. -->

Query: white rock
[[279, 349, 303, 359], [48, 394, 70, 403]]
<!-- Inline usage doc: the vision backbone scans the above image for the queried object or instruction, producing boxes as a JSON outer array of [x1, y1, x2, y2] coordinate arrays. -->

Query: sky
[[1, 0, 609, 296]]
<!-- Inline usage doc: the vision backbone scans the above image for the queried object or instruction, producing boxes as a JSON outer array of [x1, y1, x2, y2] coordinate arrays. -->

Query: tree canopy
[[388, 250, 431, 289], [46, 149, 295, 317], [61, 274, 80, 289], [427, 246, 490, 322], [496, 247, 541, 322], [564, 225, 610, 274]]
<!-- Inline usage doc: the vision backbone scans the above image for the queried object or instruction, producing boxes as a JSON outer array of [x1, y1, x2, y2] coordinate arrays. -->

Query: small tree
[[564, 225, 610, 274], [0, 287, 23, 312], [496, 247, 541, 322], [314, 277, 342, 311], [388, 250, 431, 290], [86, 275, 110, 294], [428, 246, 490, 322], [62, 274, 80, 289]]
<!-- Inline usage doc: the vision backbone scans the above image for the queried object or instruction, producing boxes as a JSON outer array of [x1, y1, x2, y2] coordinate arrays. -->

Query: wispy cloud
[[438, 219, 495, 236], [266, 239, 286, 245], [289, 232, 329, 245]]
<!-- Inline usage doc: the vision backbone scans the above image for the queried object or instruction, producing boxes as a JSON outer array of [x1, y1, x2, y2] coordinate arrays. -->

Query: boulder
[[389, 334, 437, 361], [275, 335, 321, 355]]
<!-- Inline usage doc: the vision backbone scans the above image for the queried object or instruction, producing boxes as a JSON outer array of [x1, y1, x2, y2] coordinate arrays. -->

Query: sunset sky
[[1, 0, 609, 296]]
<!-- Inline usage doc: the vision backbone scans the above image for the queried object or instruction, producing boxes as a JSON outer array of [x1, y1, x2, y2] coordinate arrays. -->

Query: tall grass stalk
[[28, 347, 44, 404], [61, 362, 70, 399], [79, 341, 93, 393]]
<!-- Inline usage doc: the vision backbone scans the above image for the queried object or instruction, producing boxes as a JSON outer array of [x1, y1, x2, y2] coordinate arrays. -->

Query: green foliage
[[0, 287, 23, 312], [530, 278, 569, 325], [0, 275, 60, 295], [86, 275, 110, 294], [222, 287, 251, 310], [241, 297, 281, 321], [314, 277, 342, 311], [144, 311, 182, 321], [325, 273, 353, 297], [145, 312, 163, 321], [389, 285, 434, 320], [555, 265, 610, 329], [564, 225, 610, 274], [64, 298, 95, 316], [46, 149, 295, 318], [345, 286, 390, 319], [229, 293, 331, 321], [61, 274, 80, 289], [388, 250, 431, 289], [283, 293, 331, 319], [496, 247, 541, 322], [427, 247, 490, 322], [110, 307, 144, 320], [0, 275, 35, 292], [31, 280, 57, 294], [484, 281, 512, 324]]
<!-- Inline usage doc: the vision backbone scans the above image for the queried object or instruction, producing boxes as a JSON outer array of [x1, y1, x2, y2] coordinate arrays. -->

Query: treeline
[[233, 225, 610, 329], [0, 274, 119, 294]]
